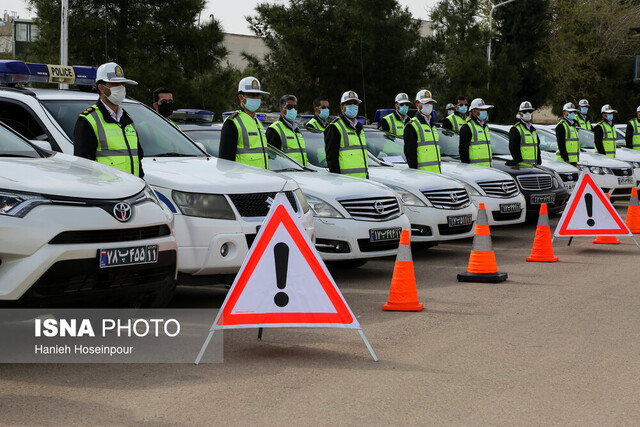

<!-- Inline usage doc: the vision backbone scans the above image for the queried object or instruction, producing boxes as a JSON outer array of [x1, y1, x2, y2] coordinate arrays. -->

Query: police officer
[[576, 99, 592, 130], [442, 95, 468, 134], [153, 87, 174, 120], [594, 104, 617, 158], [266, 94, 307, 166], [624, 106, 640, 150], [555, 102, 580, 165], [404, 89, 441, 173], [305, 97, 330, 132], [444, 103, 455, 119], [459, 98, 493, 167], [378, 93, 411, 138], [508, 101, 541, 166], [324, 90, 368, 178], [219, 76, 270, 169], [74, 62, 144, 177]]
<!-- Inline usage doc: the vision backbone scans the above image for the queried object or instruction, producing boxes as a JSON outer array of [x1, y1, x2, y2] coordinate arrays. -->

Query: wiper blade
[[154, 152, 196, 157], [273, 168, 303, 172]]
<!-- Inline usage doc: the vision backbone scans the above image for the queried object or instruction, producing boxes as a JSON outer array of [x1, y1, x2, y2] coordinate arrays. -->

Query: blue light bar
[[0, 60, 30, 84], [0, 60, 97, 86], [175, 109, 214, 123], [72, 65, 97, 86], [374, 109, 394, 123]]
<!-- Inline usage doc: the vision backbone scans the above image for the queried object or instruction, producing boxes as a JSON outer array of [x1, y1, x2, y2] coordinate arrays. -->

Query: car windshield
[[362, 130, 405, 160], [41, 100, 206, 157], [0, 123, 41, 158], [182, 127, 306, 172], [488, 130, 511, 155], [577, 129, 595, 149], [537, 128, 558, 152], [301, 130, 329, 167]]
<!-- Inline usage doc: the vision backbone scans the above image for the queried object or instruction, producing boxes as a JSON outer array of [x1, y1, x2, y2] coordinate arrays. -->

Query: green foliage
[[24, 0, 239, 115], [245, 0, 426, 119]]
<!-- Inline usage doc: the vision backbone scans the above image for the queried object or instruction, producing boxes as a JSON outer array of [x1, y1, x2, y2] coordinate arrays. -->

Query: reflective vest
[[382, 112, 406, 137], [268, 120, 308, 166], [225, 110, 268, 169], [306, 117, 326, 132], [409, 117, 441, 173], [555, 119, 580, 163], [81, 105, 140, 176], [329, 117, 368, 178], [463, 120, 492, 167], [575, 115, 591, 131], [596, 120, 616, 158], [514, 121, 539, 166], [445, 113, 467, 133], [629, 118, 640, 150]]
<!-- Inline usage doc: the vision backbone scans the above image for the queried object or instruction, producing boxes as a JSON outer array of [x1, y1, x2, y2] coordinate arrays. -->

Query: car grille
[[421, 188, 470, 209], [611, 167, 633, 177], [558, 172, 579, 182], [516, 175, 553, 191], [477, 180, 519, 197], [338, 196, 401, 221], [228, 191, 297, 217], [49, 225, 171, 244]]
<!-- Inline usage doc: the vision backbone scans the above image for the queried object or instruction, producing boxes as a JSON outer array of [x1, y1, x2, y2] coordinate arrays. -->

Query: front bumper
[[404, 204, 477, 242], [471, 193, 526, 225]]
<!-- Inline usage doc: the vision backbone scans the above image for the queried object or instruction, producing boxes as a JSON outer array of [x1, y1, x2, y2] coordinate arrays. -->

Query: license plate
[[447, 214, 473, 227], [564, 182, 576, 192], [531, 194, 556, 205], [369, 227, 402, 242], [618, 176, 634, 185], [99, 245, 158, 268], [499, 203, 521, 213]]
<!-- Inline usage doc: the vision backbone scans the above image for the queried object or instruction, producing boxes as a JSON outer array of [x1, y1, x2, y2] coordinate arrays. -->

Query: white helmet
[[238, 76, 270, 95], [415, 89, 436, 104], [469, 98, 493, 110], [395, 93, 410, 104], [562, 102, 578, 112], [578, 99, 590, 107], [600, 104, 617, 114], [518, 101, 535, 112], [95, 62, 137, 85]]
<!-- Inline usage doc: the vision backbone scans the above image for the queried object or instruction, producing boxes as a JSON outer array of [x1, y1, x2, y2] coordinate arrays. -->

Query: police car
[[179, 120, 411, 263], [0, 121, 177, 307], [0, 61, 314, 285]]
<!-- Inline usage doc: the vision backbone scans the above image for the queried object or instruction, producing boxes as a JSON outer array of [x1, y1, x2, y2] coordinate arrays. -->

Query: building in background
[[0, 11, 38, 58]]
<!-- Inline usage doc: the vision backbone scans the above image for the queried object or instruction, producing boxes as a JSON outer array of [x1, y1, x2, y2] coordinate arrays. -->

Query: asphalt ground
[[2, 204, 640, 425]]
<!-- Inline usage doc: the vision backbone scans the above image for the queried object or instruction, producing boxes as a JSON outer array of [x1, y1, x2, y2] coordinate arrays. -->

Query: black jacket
[[508, 121, 541, 165], [324, 114, 367, 177], [73, 99, 144, 178], [458, 116, 488, 164], [403, 113, 436, 169], [625, 120, 638, 149]]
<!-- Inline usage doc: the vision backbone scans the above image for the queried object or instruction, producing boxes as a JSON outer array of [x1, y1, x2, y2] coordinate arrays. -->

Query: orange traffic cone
[[593, 194, 621, 244], [457, 203, 508, 283], [625, 187, 640, 233], [383, 229, 423, 311], [526, 203, 559, 262]]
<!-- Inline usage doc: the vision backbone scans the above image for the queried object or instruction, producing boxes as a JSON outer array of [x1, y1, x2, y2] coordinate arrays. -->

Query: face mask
[[319, 108, 330, 120], [244, 97, 261, 112], [580, 107, 588, 115], [158, 102, 174, 118], [522, 112, 532, 122], [421, 103, 433, 115], [285, 108, 297, 121], [398, 105, 409, 115], [606, 114, 613, 122], [478, 110, 488, 121], [344, 105, 358, 118], [567, 112, 576, 121], [106, 85, 126, 105], [458, 105, 468, 115]]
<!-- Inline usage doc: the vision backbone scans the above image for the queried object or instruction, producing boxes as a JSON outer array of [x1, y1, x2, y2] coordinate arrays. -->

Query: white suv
[[0, 122, 177, 307]]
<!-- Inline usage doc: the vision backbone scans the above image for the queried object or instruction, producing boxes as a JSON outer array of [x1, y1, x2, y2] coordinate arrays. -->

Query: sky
[[5, 0, 439, 35]]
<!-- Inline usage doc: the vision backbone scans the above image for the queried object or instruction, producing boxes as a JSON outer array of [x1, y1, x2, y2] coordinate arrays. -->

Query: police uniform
[[378, 111, 409, 138], [266, 117, 307, 166], [442, 111, 468, 134], [624, 108, 640, 150], [555, 119, 579, 164], [508, 120, 541, 166], [324, 114, 368, 178], [305, 115, 328, 132], [459, 98, 494, 167], [404, 112, 441, 173]]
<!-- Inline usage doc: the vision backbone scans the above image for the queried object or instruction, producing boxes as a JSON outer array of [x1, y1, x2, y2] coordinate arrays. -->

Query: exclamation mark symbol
[[585, 193, 595, 227], [273, 242, 289, 307]]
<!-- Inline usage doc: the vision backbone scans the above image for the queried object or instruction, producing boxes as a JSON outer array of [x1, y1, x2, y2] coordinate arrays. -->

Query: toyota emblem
[[450, 192, 459, 202], [501, 183, 510, 193], [374, 201, 385, 214], [113, 202, 132, 222]]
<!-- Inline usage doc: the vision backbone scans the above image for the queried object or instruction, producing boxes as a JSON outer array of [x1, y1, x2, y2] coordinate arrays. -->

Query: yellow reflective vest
[[268, 120, 308, 166], [328, 117, 368, 178], [225, 110, 269, 169]]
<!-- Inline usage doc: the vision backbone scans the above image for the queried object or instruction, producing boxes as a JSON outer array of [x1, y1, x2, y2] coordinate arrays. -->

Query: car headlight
[[172, 190, 236, 219], [293, 188, 310, 213], [384, 183, 426, 206], [305, 194, 344, 218], [0, 190, 50, 217], [588, 166, 612, 175]]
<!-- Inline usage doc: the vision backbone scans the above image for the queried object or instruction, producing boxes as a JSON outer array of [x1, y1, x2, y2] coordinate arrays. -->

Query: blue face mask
[[478, 110, 488, 121], [319, 108, 330, 120], [285, 108, 297, 121], [458, 105, 468, 115], [606, 114, 613, 122], [580, 107, 588, 114], [244, 97, 261, 112], [398, 105, 409, 115], [567, 112, 576, 121], [344, 105, 359, 118]]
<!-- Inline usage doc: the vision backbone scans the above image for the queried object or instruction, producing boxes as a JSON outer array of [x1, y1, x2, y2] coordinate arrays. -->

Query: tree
[[24, 0, 239, 115], [245, 0, 426, 119], [541, 0, 640, 119]]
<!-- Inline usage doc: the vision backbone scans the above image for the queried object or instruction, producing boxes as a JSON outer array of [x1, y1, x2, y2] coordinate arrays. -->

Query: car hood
[[368, 166, 464, 192], [541, 151, 631, 168], [0, 152, 145, 199], [440, 162, 515, 182], [493, 154, 580, 173], [142, 157, 297, 193], [279, 170, 396, 200]]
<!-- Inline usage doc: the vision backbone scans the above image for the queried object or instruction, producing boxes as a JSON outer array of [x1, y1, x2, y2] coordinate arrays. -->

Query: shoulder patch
[[81, 106, 95, 115], [229, 111, 240, 120]]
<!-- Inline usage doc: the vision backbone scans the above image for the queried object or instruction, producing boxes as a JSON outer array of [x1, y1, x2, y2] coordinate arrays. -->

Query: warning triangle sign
[[555, 172, 631, 237], [211, 192, 360, 330]]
